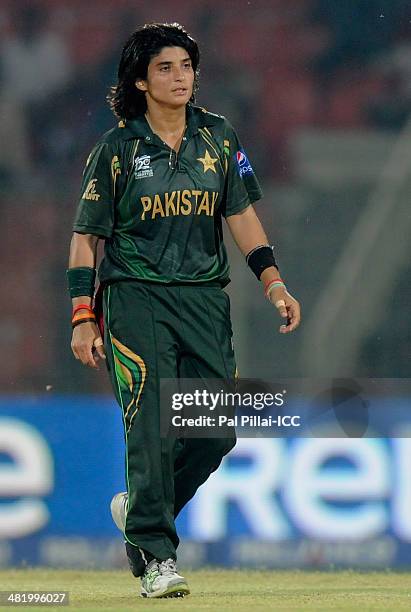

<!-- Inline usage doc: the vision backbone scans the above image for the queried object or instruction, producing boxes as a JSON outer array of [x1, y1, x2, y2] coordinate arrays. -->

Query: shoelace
[[159, 559, 177, 576]]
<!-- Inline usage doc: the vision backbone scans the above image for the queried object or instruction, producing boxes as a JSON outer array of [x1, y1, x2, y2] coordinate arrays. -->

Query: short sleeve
[[221, 121, 263, 218], [73, 142, 117, 238]]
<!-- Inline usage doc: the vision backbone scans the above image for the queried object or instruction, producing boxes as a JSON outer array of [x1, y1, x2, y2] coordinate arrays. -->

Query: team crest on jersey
[[235, 149, 254, 178], [134, 155, 153, 179]]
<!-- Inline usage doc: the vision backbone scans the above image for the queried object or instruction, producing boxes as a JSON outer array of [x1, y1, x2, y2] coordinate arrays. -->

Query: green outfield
[[0, 569, 410, 611]]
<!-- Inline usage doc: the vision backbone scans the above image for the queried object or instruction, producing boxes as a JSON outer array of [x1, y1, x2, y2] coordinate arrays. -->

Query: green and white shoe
[[140, 559, 190, 598]]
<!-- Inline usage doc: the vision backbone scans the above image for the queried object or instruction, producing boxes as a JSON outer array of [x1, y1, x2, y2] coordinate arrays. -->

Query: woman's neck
[[145, 102, 187, 151], [145, 103, 186, 137]]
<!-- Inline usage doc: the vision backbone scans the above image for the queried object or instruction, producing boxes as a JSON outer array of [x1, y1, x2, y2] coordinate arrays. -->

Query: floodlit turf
[[0, 569, 410, 611]]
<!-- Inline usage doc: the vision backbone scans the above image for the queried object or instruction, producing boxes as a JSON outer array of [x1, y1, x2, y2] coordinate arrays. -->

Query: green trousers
[[103, 281, 237, 561]]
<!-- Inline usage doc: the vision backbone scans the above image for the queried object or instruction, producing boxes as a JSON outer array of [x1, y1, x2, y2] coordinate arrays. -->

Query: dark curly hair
[[107, 22, 200, 119]]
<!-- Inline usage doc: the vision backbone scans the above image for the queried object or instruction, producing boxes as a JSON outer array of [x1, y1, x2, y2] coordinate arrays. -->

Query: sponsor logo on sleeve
[[235, 149, 254, 178], [134, 155, 153, 179], [82, 178, 100, 201]]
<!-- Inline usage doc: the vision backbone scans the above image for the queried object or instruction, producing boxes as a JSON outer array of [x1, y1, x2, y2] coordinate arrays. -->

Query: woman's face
[[136, 46, 194, 110]]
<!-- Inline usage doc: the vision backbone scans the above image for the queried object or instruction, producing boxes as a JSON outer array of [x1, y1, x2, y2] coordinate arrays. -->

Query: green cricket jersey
[[73, 104, 263, 286]]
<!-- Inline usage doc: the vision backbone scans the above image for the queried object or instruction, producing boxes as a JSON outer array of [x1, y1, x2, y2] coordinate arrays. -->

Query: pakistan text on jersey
[[140, 190, 219, 220]]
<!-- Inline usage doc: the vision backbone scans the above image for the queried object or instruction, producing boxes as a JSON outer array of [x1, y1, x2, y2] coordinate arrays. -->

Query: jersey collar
[[122, 104, 221, 141]]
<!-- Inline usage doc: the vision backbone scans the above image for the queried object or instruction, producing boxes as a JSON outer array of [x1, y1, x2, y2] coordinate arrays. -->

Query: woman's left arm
[[226, 204, 301, 334]]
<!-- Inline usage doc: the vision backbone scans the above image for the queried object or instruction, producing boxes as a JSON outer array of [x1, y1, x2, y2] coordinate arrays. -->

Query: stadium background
[[0, 0, 410, 571]]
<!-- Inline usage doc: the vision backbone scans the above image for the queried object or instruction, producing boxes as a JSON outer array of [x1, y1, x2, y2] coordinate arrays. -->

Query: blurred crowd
[[0, 0, 410, 392]]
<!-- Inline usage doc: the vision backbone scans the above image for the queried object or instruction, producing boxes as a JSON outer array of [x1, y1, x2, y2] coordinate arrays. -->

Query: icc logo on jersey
[[134, 155, 154, 179]]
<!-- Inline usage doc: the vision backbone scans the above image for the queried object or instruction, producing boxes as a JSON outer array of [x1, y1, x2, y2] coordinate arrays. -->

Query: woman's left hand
[[268, 287, 301, 334]]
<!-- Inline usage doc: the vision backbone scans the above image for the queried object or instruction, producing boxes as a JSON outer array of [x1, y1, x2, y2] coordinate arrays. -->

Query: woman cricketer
[[67, 23, 301, 598]]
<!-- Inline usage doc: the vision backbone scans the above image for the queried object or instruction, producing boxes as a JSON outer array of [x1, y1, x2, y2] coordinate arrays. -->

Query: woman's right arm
[[69, 232, 105, 369]]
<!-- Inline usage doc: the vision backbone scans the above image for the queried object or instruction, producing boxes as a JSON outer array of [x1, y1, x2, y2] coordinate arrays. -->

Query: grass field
[[1, 569, 410, 611]]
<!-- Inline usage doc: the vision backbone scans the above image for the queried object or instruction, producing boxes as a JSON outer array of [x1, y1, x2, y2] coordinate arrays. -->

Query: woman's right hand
[[71, 322, 106, 369]]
